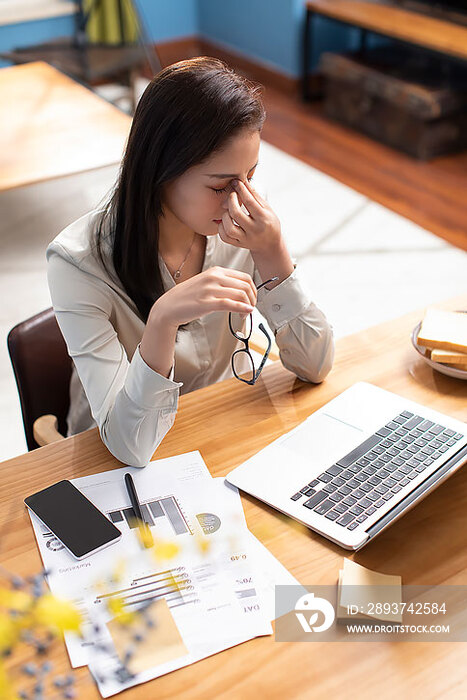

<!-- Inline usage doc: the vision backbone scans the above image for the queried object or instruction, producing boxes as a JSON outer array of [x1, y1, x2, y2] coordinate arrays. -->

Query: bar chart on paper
[[33, 495, 193, 556], [94, 566, 198, 610], [107, 495, 193, 536]]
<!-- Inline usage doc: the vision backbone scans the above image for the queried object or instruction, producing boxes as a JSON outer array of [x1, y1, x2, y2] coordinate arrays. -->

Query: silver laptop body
[[226, 382, 467, 550]]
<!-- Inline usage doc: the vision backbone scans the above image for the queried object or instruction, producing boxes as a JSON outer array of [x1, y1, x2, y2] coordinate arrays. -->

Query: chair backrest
[[7, 308, 72, 451]]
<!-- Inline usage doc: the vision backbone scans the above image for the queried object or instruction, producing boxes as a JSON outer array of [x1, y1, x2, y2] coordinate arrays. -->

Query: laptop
[[226, 382, 467, 550]]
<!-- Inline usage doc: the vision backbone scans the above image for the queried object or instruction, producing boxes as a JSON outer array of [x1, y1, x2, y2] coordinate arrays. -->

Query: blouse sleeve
[[254, 266, 334, 383], [47, 250, 182, 467]]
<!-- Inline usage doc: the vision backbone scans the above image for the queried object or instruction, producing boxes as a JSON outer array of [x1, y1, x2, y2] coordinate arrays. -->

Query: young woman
[[47, 56, 334, 467]]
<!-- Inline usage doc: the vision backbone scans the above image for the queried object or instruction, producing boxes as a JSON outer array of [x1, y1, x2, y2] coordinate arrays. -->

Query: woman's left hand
[[218, 179, 282, 255]]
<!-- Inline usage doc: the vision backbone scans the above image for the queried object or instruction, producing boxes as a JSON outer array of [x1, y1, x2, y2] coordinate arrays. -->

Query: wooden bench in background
[[303, 0, 467, 99]]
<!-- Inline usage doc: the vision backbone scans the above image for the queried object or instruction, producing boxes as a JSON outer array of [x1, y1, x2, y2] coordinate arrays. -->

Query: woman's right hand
[[148, 266, 257, 329], [140, 267, 256, 377]]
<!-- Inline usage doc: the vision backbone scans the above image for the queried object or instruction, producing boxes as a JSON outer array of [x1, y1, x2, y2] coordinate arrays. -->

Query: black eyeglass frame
[[228, 276, 279, 386]]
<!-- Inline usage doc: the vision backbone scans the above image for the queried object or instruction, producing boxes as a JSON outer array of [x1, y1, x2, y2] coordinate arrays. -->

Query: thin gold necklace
[[171, 233, 196, 281]]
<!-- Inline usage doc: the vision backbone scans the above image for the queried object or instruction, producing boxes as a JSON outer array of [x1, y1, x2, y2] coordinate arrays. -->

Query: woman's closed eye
[[212, 177, 253, 194]]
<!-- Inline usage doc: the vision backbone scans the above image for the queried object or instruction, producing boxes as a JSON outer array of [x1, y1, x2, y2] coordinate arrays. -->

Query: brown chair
[[7, 308, 72, 450]]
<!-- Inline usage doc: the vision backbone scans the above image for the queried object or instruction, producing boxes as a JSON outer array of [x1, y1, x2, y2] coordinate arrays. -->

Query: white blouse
[[47, 209, 334, 467]]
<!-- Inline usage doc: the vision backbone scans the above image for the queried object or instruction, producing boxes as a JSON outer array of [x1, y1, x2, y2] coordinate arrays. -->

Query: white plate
[[411, 322, 467, 381]]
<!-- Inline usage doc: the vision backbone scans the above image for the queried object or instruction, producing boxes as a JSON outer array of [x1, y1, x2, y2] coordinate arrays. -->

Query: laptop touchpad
[[228, 409, 367, 497], [281, 413, 364, 472]]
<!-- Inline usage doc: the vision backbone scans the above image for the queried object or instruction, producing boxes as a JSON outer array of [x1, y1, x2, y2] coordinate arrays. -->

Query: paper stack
[[27, 451, 300, 697]]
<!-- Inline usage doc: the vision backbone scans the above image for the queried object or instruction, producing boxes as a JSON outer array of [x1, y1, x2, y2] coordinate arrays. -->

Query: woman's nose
[[222, 188, 238, 208], [221, 191, 233, 208]]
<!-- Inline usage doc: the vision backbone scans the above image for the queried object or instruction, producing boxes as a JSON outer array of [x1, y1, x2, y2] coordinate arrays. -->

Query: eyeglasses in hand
[[228, 277, 279, 385]]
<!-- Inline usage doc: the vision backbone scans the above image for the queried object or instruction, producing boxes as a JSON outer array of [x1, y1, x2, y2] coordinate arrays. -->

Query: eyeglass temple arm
[[256, 276, 279, 292], [253, 322, 273, 379]]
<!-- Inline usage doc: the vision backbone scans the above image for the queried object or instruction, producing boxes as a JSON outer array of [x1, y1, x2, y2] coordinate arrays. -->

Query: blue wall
[[135, 0, 198, 41], [0, 1, 380, 76], [0, 15, 76, 68], [198, 0, 378, 77], [0, 1, 199, 68], [198, 0, 297, 76]]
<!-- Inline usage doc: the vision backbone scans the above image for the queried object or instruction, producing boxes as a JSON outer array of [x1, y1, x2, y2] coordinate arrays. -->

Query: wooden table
[[0, 61, 131, 191], [1, 299, 466, 698], [303, 0, 467, 99]]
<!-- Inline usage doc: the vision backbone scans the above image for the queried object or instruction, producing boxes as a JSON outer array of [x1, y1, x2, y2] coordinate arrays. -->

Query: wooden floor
[[260, 87, 467, 251]]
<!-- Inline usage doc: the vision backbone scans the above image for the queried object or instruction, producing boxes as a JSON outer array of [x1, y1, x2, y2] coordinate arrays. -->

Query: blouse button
[[272, 304, 281, 312]]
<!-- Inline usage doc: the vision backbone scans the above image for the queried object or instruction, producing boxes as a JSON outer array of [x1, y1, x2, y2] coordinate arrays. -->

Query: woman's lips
[[213, 219, 222, 224]]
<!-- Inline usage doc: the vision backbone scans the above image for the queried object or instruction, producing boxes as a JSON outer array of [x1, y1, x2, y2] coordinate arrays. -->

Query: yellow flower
[[0, 662, 18, 700], [0, 588, 32, 613], [107, 595, 124, 616], [135, 522, 154, 549], [195, 535, 211, 555], [152, 540, 180, 562], [107, 596, 135, 625], [34, 594, 82, 634], [0, 613, 19, 654]]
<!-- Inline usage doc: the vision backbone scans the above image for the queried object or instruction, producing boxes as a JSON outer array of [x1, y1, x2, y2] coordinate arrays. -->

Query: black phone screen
[[25, 480, 121, 559]]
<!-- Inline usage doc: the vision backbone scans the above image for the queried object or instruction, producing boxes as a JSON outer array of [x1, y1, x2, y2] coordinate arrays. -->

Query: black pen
[[124, 473, 154, 548]]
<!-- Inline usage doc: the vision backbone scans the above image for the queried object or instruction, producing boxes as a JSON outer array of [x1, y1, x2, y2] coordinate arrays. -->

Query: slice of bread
[[417, 308, 467, 353], [431, 348, 467, 366]]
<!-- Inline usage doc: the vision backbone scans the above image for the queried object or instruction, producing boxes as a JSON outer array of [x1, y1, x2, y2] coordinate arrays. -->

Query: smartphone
[[25, 480, 121, 560]]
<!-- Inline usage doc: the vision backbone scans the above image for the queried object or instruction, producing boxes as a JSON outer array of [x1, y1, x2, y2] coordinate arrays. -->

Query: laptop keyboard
[[290, 411, 464, 532]]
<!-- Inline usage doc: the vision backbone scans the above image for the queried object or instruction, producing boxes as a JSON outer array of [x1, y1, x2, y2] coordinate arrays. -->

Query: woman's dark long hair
[[96, 56, 266, 322]]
